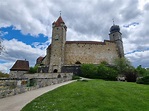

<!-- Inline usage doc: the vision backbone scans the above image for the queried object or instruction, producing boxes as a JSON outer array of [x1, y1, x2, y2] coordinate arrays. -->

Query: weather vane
[[112, 18, 115, 25], [60, 11, 61, 16]]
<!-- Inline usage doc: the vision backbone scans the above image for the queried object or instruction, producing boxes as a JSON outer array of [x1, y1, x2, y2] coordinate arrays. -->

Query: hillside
[[22, 80, 149, 111]]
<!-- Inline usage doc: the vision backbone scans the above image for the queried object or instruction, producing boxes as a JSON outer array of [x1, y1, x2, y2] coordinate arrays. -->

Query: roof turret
[[110, 25, 120, 33], [52, 16, 67, 30], [54, 16, 65, 27]]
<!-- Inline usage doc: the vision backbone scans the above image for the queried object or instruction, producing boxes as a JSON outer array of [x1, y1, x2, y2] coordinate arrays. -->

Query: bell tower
[[49, 16, 67, 73], [109, 24, 124, 57]]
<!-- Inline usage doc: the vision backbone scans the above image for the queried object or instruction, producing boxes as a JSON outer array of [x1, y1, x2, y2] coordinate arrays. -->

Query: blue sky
[[0, 26, 48, 45], [0, 0, 149, 73]]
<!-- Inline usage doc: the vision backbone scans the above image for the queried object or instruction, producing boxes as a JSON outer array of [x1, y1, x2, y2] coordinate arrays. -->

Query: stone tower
[[109, 25, 124, 57], [49, 16, 67, 73]]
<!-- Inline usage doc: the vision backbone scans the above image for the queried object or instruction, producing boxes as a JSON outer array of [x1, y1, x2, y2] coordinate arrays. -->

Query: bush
[[29, 65, 38, 74], [113, 57, 132, 75], [27, 79, 37, 87], [72, 75, 81, 80], [136, 65, 149, 77], [136, 76, 149, 85], [80, 64, 98, 78], [80, 63, 118, 81], [97, 64, 118, 81], [0, 71, 9, 78], [113, 57, 138, 82], [124, 68, 137, 82]]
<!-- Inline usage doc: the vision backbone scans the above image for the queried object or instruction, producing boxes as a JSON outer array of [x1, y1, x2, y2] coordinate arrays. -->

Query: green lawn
[[22, 80, 149, 111]]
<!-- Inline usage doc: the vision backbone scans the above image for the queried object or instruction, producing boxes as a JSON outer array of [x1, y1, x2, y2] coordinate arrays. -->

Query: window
[[75, 61, 81, 64], [55, 35, 59, 40], [53, 69, 58, 73], [57, 74, 61, 78]]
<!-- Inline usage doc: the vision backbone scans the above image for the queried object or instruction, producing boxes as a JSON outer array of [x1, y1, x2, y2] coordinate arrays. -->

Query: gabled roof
[[10, 60, 29, 71]]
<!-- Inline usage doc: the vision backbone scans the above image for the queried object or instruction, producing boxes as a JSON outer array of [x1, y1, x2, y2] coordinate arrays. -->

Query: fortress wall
[[64, 41, 119, 65], [0, 73, 73, 98], [42, 48, 51, 65]]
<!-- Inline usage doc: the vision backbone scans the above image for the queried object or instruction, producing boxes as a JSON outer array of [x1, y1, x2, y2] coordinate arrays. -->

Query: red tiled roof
[[46, 40, 114, 49], [54, 16, 65, 27], [10, 60, 29, 71], [66, 40, 114, 45], [37, 56, 44, 62]]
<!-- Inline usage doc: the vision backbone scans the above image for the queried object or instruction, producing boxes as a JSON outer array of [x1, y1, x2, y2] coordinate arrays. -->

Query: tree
[[113, 57, 139, 82], [113, 57, 132, 75], [136, 65, 148, 77], [0, 71, 9, 78], [29, 65, 39, 74]]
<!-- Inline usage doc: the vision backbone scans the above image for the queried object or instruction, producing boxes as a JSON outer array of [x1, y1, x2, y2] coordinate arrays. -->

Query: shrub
[[136, 76, 149, 85], [72, 75, 81, 80], [27, 79, 37, 87], [113, 57, 138, 82], [29, 65, 38, 74], [80, 63, 118, 81], [113, 57, 132, 75], [80, 64, 98, 78], [136, 65, 149, 77], [0, 71, 9, 78], [125, 69, 137, 82], [97, 64, 118, 81]]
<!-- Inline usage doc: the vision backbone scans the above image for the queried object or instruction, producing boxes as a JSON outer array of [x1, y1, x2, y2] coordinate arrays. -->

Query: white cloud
[[0, 39, 46, 73], [0, 0, 149, 73], [0, 31, 8, 36], [0, 0, 55, 36], [0, 62, 14, 73], [126, 50, 149, 67]]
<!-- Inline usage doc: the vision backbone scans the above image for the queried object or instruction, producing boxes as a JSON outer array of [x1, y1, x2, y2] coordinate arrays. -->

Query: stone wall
[[24, 73, 73, 79], [9, 71, 28, 78], [0, 73, 73, 98], [61, 65, 81, 75], [42, 48, 51, 65], [65, 41, 119, 65]]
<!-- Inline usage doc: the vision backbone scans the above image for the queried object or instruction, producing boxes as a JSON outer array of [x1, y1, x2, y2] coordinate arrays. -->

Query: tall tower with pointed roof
[[49, 16, 67, 73]]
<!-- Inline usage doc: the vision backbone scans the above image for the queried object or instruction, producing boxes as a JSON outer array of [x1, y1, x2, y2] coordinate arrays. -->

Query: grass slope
[[22, 80, 149, 111]]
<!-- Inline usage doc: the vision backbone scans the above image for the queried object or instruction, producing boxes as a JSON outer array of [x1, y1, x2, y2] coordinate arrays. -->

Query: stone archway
[[53, 69, 58, 73], [57, 74, 61, 78], [75, 61, 81, 64]]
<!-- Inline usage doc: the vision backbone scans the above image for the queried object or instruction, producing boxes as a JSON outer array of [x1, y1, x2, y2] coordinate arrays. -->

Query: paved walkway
[[0, 80, 75, 111]]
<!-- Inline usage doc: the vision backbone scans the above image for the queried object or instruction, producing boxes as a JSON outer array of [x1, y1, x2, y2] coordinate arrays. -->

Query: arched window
[[57, 74, 61, 78], [53, 69, 58, 73], [75, 61, 81, 64]]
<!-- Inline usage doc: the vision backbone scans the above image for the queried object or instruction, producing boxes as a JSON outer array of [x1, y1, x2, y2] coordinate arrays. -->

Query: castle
[[37, 16, 124, 74], [6, 16, 124, 98]]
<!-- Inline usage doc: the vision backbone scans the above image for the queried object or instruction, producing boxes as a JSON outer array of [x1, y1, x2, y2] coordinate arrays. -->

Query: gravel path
[[0, 80, 75, 111]]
